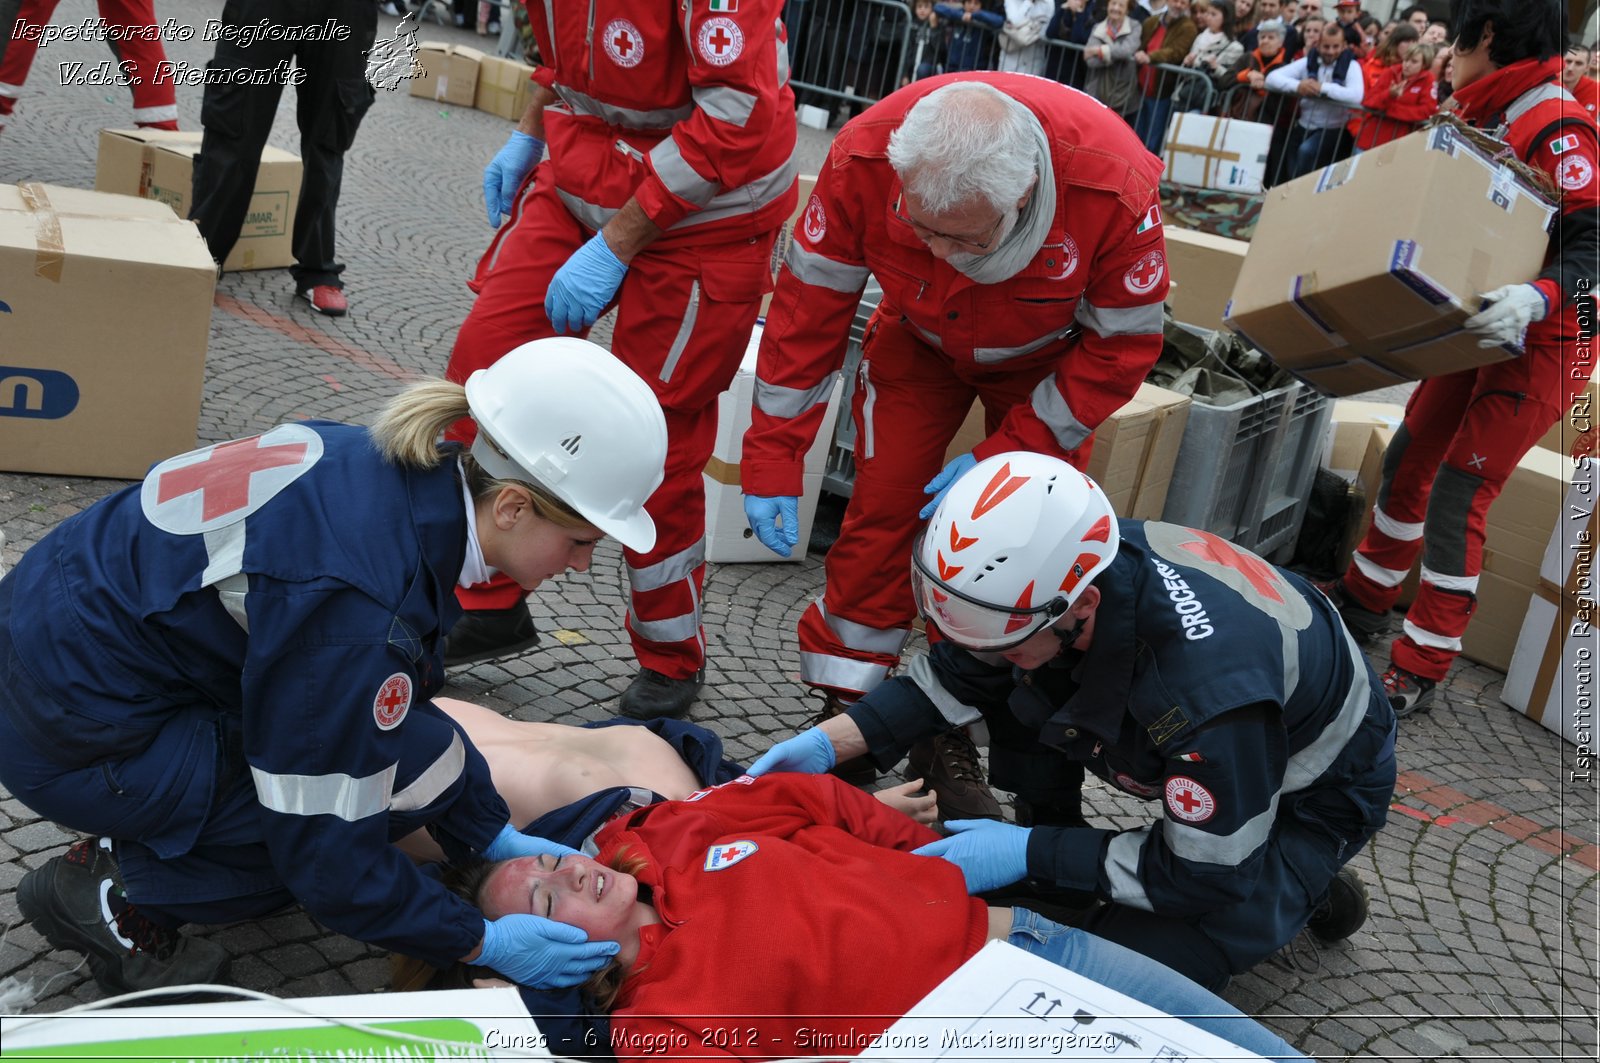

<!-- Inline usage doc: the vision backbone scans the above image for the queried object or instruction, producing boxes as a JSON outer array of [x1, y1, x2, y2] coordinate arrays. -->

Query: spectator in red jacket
[[1563, 43, 1599, 123], [1351, 30, 1433, 148]]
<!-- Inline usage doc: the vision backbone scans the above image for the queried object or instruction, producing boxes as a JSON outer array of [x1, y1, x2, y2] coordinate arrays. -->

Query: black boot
[[1306, 867, 1371, 942], [443, 605, 540, 667], [619, 667, 704, 720]]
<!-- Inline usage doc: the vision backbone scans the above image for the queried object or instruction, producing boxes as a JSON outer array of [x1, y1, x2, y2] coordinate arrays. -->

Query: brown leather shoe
[[909, 729, 1003, 822], [809, 688, 878, 787]]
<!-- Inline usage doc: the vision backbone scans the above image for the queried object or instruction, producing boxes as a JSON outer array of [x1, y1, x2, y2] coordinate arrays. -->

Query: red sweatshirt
[[1353, 64, 1437, 149], [598, 773, 989, 1062]]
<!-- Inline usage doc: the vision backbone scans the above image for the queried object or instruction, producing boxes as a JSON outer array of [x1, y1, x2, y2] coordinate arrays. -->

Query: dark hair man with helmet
[[1319, 0, 1600, 718], [750, 453, 1397, 992]]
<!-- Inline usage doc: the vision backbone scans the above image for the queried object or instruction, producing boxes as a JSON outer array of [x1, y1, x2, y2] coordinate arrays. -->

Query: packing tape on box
[[705, 456, 741, 486], [18, 182, 65, 283], [1166, 113, 1242, 190]]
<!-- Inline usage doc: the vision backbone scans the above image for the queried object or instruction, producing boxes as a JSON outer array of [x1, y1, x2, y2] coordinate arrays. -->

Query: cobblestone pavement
[[0, 4, 1596, 1059]]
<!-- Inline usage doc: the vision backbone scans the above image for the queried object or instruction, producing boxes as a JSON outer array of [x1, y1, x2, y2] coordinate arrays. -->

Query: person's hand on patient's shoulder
[[875, 778, 939, 825]]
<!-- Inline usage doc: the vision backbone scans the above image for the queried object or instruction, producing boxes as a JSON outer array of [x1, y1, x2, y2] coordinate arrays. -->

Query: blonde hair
[[390, 846, 651, 1011], [368, 378, 590, 531]]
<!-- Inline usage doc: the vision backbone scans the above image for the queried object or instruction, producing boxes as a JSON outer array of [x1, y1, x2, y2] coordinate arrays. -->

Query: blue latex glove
[[747, 728, 837, 777], [476, 915, 619, 989], [743, 494, 801, 557], [912, 818, 1031, 894], [920, 452, 978, 519], [545, 233, 628, 333], [484, 822, 580, 863], [483, 131, 543, 228]]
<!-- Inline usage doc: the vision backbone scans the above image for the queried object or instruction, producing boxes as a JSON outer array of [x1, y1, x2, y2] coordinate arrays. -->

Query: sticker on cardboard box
[[1387, 241, 1452, 306], [1314, 155, 1360, 194], [1487, 166, 1520, 211]]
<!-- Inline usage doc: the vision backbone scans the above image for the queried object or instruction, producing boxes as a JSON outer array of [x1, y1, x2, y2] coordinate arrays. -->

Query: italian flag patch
[[1136, 203, 1161, 233], [1551, 133, 1581, 155], [709, 0, 739, 10]]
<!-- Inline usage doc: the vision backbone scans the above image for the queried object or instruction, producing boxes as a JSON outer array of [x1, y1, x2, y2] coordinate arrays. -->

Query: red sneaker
[[299, 285, 348, 317]]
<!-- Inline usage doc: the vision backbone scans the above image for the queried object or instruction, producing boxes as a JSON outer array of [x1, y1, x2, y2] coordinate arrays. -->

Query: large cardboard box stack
[[941, 385, 1191, 520], [705, 324, 841, 562], [1163, 113, 1273, 195], [95, 129, 301, 272], [0, 183, 216, 479], [474, 56, 536, 121], [1224, 124, 1555, 396], [1165, 227, 1249, 333], [1537, 370, 1599, 459], [1501, 460, 1598, 745], [410, 42, 484, 107], [1325, 399, 1405, 483]]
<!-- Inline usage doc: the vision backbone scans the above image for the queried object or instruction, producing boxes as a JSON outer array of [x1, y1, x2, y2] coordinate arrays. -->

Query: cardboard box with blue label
[[95, 127, 302, 272], [0, 182, 216, 479], [1224, 122, 1554, 396]]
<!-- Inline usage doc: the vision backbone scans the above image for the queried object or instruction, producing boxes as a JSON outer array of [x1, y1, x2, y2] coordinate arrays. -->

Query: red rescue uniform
[[444, 1, 797, 679], [740, 72, 1166, 696]]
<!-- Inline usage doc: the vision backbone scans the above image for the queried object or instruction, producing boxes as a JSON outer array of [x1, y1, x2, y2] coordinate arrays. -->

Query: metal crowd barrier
[[785, 0, 915, 117]]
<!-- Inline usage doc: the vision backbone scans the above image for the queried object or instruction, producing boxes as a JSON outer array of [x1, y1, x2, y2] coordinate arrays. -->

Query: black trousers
[[190, 0, 377, 289]]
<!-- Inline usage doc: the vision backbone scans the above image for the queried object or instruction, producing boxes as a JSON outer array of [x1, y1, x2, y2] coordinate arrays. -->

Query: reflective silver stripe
[[1419, 565, 1479, 593], [860, 361, 878, 459], [1402, 616, 1462, 652], [252, 762, 394, 822], [1281, 623, 1300, 702], [1351, 550, 1409, 588], [650, 138, 719, 207], [1283, 630, 1375, 793], [1029, 375, 1093, 451], [1075, 298, 1165, 338], [1372, 505, 1424, 540], [628, 538, 706, 593], [0, 82, 21, 98], [912, 321, 943, 349], [787, 244, 871, 293], [550, 82, 693, 129], [201, 522, 248, 591], [775, 22, 790, 86], [755, 372, 839, 419], [799, 651, 891, 695], [538, 0, 558, 67], [695, 85, 758, 128], [661, 280, 700, 383], [557, 189, 615, 233], [1104, 829, 1155, 911], [214, 572, 250, 633], [1164, 793, 1279, 865], [1505, 82, 1573, 127], [973, 326, 1074, 365], [131, 105, 179, 124], [391, 731, 467, 813], [907, 656, 983, 728], [629, 604, 701, 645], [557, 154, 796, 233], [819, 598, 913, 655]]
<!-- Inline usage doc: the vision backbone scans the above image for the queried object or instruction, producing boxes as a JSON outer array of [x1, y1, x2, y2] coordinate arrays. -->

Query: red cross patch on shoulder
[[698, 16, 744, 66], [1164, 776, 1216, 823], [1559, 154, 1594, 192], [1123, 250, 1166, 296], [704, 839, 758, 870], [141, 424, 323, 535], [373, 673, 412, 731]]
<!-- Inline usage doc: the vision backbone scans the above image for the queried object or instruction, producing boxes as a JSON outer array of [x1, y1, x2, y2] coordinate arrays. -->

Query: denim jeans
[[1134, 95, 1173, 156], [1006, 908, 1309, 1063]]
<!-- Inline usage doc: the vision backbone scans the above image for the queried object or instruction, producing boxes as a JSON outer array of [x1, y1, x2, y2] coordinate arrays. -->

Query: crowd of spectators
[[784, 0, 1599, 189]]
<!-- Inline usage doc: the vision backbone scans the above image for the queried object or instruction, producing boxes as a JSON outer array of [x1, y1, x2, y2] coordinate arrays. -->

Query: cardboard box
[[940, 385, 1190, 520], [1163, 112, 1273, 194], [1324, 399, 1405, 482], [1224, 124, 1555, 396], [95, 128, 301, 272], [1501, 460, 1598, 744], [474, 55, 536, 121], [410, 42, 484, 107], [705, 323, 841, 562], [761, 174, 818, 317], [0, 183, 215, 479], [1537, 370, 1599, 459], [1165, 226, 1249, 333]]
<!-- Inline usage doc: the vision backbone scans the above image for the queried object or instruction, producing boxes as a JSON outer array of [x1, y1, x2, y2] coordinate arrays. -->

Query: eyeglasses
[[892, 195, 1007, 253]]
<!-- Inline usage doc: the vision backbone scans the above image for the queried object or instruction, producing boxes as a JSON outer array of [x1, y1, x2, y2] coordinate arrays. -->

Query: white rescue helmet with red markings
[[912, 451, 1120, 651]]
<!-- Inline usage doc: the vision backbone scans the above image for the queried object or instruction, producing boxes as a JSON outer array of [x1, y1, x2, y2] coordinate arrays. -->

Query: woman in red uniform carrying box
[[1319, 0, 1600, 717]]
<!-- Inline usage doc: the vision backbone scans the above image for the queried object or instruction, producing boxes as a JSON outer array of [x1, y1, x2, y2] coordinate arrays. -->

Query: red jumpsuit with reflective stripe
[[0, 0, 178, 132], [741, 72, 1167, 696], [444, 0, 797, 680], [1341, 57, 1600, 681]]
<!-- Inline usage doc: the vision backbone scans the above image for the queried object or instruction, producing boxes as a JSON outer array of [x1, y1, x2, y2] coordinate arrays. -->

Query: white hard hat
[[464, 338, 668, 552], [911, 452, 1120, 651]]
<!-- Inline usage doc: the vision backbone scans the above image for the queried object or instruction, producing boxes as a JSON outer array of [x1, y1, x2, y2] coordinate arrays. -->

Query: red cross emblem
[[697, 16, 744, 66], [1178, 529, 1285, 604], [373, 673, 412, 730], [1559, 155, 1593, 191], [602, 18, 644, 68], [141, 424, 323, 534], [1123, 250, 1166, 295], [703, 839, 758, 870], [1164, 776, 1216, 823]]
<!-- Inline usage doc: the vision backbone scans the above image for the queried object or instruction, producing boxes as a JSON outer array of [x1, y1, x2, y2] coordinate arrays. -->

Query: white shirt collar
[[458, 458, 496, 589]]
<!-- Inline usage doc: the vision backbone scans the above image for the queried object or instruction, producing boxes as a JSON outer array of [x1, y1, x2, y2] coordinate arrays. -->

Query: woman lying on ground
[[396, 768, 1309, 1063]]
